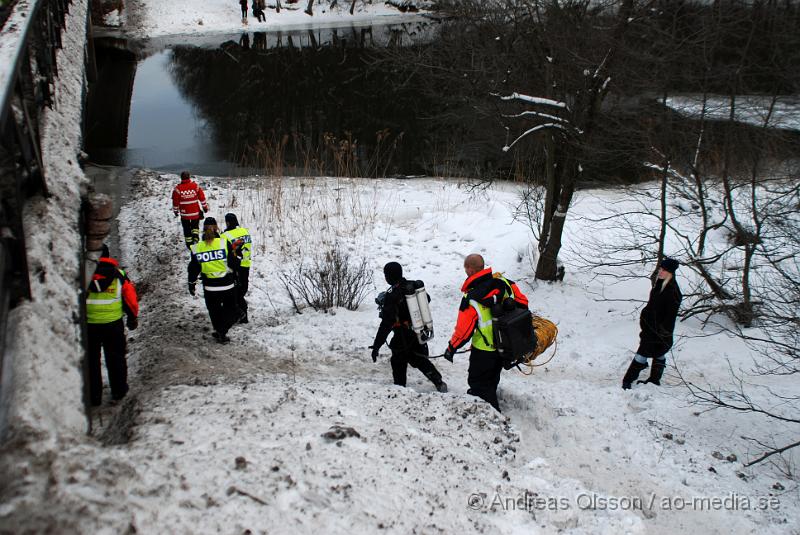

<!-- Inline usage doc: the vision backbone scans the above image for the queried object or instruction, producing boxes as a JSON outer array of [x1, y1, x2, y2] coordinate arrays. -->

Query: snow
[[0, 0, 36, 108], [1, 0, 90, 442], [499, 92, 569, 109], [1, 0, 798, 533], [14, 171, 783, 533], [665, 95, 800, 132], [127, 0, 434, 39]]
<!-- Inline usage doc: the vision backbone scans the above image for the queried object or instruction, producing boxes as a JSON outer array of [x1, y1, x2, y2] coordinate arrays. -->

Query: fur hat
[[384, 262, 403, 285], [660, 257, 680, 273]]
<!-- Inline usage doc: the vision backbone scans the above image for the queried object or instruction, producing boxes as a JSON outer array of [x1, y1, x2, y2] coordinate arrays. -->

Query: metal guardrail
[[0, 0, 72, 383]]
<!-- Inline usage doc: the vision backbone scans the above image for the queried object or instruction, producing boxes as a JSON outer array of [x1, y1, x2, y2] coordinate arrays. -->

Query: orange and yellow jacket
[[448, 267, 528, 351]]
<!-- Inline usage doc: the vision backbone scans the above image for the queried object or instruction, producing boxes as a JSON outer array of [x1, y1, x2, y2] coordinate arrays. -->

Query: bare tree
[[494, 0, 641, 280], [571, 0, 800, 465]]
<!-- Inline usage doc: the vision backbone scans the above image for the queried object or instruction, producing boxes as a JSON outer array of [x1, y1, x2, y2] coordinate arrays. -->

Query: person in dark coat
[[622, 257, 682, 389], [370, 262, 448, 393], [253, 0, 266, 21]]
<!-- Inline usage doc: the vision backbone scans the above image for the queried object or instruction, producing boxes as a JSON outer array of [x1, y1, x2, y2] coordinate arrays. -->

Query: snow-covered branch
[[495, 92, 568, 110], [502, 123, 566, 152]]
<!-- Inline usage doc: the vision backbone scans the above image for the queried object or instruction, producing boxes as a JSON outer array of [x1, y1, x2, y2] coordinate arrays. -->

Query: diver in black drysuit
[[370, 262, 447, 392]]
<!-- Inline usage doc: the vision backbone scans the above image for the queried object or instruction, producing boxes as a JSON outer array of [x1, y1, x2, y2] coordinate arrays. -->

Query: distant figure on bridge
[[240, 0, 249, 24], [86, 245, 139, 406], [253, 0, 266, 22], [172, 171, 210, 249]]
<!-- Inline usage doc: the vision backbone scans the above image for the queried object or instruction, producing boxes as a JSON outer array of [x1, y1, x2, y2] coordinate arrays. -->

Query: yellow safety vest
[[86, 277, 123, 324], [467, 275, 516, 351], [191, 237, 231, 282], [222, 227, 252, 268]]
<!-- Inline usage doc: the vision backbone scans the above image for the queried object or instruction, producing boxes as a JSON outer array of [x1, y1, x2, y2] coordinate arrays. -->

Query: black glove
[[188, 282, 196, 296], [173, 211, 179, 218], [443, 344, 455, 363], [126, 315, 138, 330], [369, 345, 379, 363]]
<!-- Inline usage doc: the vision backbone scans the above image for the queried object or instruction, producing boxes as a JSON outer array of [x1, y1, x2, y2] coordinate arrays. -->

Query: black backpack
[[492, 298, 537, 369]]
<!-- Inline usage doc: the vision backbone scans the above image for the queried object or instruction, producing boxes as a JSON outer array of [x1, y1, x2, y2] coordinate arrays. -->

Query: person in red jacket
[[86, 245, 139, 406], [172, 171, 210, 249], [443, 254, 529, 412]]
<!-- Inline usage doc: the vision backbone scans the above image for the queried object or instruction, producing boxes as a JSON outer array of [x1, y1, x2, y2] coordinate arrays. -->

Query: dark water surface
[[84, 21, 505, 177]]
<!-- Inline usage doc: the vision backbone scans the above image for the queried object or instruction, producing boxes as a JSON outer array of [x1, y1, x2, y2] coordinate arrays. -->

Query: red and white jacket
[[172, 177, 209, 220]]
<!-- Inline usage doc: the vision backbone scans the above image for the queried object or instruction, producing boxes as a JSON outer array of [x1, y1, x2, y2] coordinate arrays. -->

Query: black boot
[[622, 360, 648, 390], [638, 359, 666, 386]]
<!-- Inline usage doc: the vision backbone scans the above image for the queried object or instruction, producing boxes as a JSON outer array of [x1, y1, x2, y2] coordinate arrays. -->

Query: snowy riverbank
[[0, 0, 797, 533]]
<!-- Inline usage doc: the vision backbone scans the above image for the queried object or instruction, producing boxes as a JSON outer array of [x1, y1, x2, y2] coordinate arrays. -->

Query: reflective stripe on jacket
[[172, 178, 209, 220], [191, 237, 234, 290], [468, 298, 495, 351]]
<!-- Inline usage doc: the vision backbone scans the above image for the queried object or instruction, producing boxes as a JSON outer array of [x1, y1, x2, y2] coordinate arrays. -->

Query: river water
[[84, 21, 506, 178]]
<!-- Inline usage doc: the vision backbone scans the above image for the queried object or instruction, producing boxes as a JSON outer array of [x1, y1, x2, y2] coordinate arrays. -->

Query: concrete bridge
[[0, 0, 98, 442]]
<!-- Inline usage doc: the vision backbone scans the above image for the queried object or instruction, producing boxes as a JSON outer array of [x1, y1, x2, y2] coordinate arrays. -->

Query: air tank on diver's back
[[404, 280, 434, 345]]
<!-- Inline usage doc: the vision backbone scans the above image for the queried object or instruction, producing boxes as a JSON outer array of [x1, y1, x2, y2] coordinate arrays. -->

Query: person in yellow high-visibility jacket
[[223, 212, 252, 324], [86, 246, 139, 406], [444, 254, 529, 412], [188, 217, 241, 343]]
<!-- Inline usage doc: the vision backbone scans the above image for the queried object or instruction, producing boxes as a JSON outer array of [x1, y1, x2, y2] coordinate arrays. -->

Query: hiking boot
[[436, 381, 448, 393], [638, 359, 666, 386], [622, 360, 648, 390], [212, 332, 230, 343], [216, 333, 231, 344]]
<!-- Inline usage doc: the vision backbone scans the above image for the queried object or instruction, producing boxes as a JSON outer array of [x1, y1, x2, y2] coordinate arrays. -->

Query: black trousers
[[181, 218, 200, 248], [87, 319, 128, 405], [468, 348, 503, 412], [204, 287, 239, 336], [235, 266, 249, 314], [389, 330, 442, 387]]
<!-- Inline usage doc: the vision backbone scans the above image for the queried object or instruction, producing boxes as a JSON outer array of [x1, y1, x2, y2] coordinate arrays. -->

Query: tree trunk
[[535, 158, 575, 280]]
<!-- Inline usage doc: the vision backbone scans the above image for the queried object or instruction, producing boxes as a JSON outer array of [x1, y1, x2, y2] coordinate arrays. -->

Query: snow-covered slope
[[10, 171, 784, 534], [1, 0, 797, 532]]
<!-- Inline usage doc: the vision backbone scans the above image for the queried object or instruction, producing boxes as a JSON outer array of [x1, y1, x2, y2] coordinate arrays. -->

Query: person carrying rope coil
[[443, 254, 529, 412]]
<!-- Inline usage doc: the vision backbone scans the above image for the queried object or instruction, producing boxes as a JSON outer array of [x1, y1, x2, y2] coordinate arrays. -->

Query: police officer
[[371, 262, 447, 393], [444, 254, 529, 412], [86, 245, 139, 406], [222, 212, 252, 324], [188, 217, 241, 343]]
